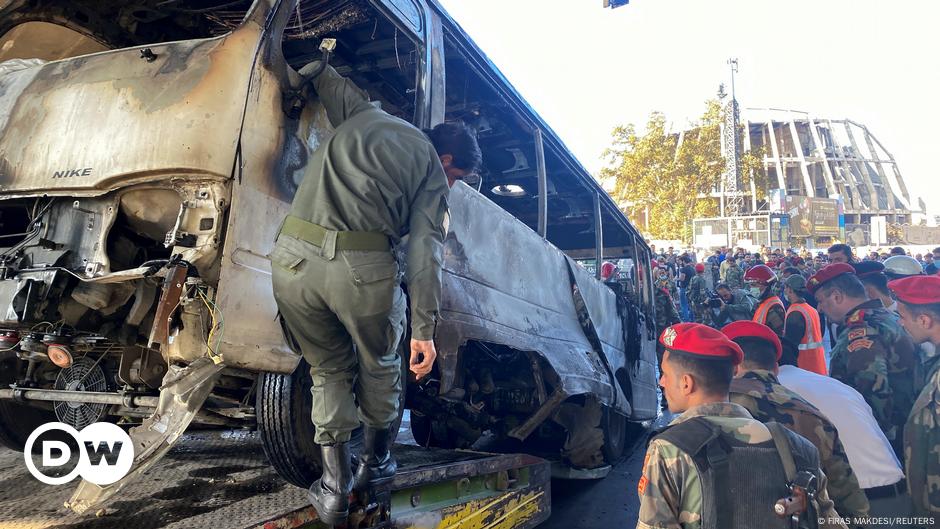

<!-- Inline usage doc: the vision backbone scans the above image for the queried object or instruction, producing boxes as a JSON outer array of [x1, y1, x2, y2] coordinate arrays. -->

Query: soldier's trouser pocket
[[339, 251, 400, 317], [267, 237, 309, 275]]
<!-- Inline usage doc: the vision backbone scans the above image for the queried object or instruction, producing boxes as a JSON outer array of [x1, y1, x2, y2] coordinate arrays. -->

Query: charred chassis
[[0, 0, 659, 513]]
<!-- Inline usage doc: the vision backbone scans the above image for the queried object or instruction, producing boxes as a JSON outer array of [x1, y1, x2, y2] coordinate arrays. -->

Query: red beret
[[807, 263, 855, 295], [651, 259, 659, 269], [659, 323, 743, 365], [888, 275, 940, 306], [720, 321, 782, 361], [695, 263, 705, 273]]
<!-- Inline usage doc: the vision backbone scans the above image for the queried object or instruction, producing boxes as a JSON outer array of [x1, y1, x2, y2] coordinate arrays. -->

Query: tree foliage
[[601, 100, 765, 242]]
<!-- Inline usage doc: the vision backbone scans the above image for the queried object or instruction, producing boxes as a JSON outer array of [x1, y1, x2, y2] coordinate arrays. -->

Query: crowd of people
[[650, 244, 940, 333], [632, 243, 940, 528]]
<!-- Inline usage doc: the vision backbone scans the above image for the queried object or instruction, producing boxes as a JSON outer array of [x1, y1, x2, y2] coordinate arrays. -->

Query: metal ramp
[[0, 431, 549, 529]]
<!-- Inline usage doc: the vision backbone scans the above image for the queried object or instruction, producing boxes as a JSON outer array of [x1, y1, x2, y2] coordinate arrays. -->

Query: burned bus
[[0, 0, 659, 512]]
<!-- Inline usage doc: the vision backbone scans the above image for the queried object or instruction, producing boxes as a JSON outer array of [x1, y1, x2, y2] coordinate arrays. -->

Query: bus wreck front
[[0, 0, 312, 512]]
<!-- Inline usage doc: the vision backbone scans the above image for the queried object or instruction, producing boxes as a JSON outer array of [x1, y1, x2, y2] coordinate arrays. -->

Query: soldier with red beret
[[888, 275, 940, 520], [808, 264, 919, 460], [637, 323, 844, 529], [723, 321, 870, 522]]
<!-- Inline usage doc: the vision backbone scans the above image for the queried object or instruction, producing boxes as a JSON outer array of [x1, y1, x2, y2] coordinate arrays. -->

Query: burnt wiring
[[0, 197, 54, 262], [72, 342, 114, 388], [197, 287, 225, 364]]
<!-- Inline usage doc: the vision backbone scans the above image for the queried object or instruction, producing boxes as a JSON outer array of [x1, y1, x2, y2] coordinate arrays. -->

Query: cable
[[0, 342, 21, 352], [197, 289, 225, 364]]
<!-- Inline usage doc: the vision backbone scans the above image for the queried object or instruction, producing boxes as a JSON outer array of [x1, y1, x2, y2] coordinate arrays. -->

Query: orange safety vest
[[786, 302, 827, 375], [753, 296, 784, 327]]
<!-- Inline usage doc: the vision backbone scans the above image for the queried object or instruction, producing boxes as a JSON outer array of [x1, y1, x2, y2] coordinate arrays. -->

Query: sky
[[436, 0, 940, 216]]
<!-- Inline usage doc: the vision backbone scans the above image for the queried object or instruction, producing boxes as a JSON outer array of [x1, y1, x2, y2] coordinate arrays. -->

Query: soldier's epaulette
[[846, 310, 865, 326]]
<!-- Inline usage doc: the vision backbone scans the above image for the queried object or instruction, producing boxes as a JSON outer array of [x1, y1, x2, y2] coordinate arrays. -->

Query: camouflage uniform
[[654, 286, 681, 369], [725, 262, 744, 291], [655, 286, 681, 334], [830, 299, 920, 456], [730, 370, 870, 520], [637, 401, 844, 529], [657, 275, 679, 306], [688, 273, 709, 324], [905, 341, 940, 519], [710, 289, 756, 328]]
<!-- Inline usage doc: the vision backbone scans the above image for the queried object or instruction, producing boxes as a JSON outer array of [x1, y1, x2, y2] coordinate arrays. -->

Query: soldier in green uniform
[[638, 323, 844, 529], [688, 263, 709, 325], [889, 275, 940, 522], [271, 63, 481, 524], [725, 257, 745, 291], [654, 285, 681, 339], [722, 321, 870, 522], [808, 263, 920, 460], [709, 283, 756, 328], [653, 260, 681, 380], [656, 262, 680, 305]]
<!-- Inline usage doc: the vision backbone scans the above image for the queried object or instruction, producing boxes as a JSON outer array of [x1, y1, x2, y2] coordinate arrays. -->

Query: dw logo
[[24, 422, 134, 485]]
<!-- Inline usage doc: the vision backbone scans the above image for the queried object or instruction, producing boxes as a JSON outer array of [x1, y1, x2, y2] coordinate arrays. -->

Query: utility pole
[[720, 58, 743, 219]]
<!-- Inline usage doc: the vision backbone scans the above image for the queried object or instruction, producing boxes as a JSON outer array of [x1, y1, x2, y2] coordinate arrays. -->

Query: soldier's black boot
[[352, 427, 397, 492], [308, 443, 352, 526]]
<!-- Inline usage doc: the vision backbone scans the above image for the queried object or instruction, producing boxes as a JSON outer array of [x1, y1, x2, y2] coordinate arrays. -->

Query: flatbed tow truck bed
[[0, 431, 550, 529]]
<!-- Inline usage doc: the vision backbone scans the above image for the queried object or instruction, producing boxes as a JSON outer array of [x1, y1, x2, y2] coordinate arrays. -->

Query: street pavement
[[542, 411, 671, 529], [542, 434, 648, 529]]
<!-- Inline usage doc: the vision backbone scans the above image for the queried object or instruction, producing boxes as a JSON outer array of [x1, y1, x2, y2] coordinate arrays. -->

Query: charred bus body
[[0, 0, 658, 511]]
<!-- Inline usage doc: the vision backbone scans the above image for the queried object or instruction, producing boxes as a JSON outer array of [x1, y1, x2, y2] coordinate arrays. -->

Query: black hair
[[817, 273, 867, 300], [890, 247, 906, 256], [933, 247, 940, 254], [425, 122, 482, 173], [666, 349, 734, 395], [783, 267, 801, 276], [858, 272, 890, 296], [731, 337, 778, 371], [716, 282, 731, 292], [828, 243, 853, 261], [902, 301, 940, 321]]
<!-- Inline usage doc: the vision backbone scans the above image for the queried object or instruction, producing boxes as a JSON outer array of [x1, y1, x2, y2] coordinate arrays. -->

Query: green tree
[[601, 100, 765, 242]]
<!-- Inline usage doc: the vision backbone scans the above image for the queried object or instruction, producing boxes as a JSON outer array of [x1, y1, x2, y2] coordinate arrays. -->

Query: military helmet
[[883, 255, 924, 279]]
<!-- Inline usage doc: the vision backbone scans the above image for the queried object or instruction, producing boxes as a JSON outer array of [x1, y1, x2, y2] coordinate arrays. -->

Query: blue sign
[[604, 0, 630, 7]]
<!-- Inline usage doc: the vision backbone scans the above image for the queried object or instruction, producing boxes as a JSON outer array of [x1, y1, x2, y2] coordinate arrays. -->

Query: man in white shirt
[[777, 360, 910, 519]]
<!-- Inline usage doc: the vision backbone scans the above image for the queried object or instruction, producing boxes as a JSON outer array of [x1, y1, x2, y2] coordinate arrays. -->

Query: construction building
[[740, 108, 919, 224], [692, 97, 929, 249]]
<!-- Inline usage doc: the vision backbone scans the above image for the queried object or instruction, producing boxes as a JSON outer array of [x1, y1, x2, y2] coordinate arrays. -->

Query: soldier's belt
[[280, 215, 390, 251]]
